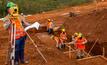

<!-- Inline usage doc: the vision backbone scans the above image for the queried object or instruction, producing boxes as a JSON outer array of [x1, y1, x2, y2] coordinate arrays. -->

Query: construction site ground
[[0, 1, 107, 65]]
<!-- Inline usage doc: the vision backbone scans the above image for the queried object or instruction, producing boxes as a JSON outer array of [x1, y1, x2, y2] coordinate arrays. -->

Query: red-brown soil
[[64, 8, 107, 56], [0, 1, 107, 65]]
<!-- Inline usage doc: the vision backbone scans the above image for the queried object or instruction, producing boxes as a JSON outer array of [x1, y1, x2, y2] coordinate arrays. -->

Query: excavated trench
[[26, 9, 107, 59], [67, 35, 104, 57], [64, 9, 107, 57], [86, 41, 102, 56], [32, 25, 105, 57], [86, 41, 107, 57]]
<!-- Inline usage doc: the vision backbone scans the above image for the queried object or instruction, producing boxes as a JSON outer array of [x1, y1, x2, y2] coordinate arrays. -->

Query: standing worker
[[71, 32, 79, 46], [75, 33, 87, 59], [47, 18, 54, 35], [72, 32, 79, 42], [2, 2, 30, 65]]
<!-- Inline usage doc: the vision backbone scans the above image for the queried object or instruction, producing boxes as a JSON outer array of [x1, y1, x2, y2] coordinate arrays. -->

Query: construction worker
[[53, 35, 63, 49], [75, 33, 87, 59], [2, 2, 30, 65], [54, 36, 60, 47], [72, 32, 79, 42], [59, 28, 67, 49], [47, 18, 54, 34], [70, 32, 79, 47]]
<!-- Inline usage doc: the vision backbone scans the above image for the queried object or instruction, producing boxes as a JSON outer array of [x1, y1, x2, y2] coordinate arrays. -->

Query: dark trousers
[[15, 36, 27, 62], [47, 28, 53, 34]]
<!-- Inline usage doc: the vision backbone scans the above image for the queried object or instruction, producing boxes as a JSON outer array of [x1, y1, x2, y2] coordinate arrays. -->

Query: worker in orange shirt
[[75, 33, 87, 59], [47, 18, 54, 35], [2, 2, 30, 65], [59, 28, 67, 49]]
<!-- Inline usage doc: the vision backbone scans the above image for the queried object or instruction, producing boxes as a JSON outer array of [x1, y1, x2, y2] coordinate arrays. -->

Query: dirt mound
[[64, 9, 107, 43], [64, 9, 107, 56]]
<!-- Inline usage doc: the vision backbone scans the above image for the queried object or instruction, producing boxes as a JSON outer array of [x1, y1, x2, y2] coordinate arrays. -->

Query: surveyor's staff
[[25, 31, 47, 63], [21, 22, 47, 62]]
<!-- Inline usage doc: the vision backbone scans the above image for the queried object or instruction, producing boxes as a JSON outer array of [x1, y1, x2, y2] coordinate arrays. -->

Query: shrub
[[0, 0, 91, 17]]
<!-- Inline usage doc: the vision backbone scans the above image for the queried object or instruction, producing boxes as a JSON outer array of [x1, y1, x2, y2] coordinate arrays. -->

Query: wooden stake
[[87, 39, 98, 56], [103, 47, 105, 57], [68, 46, 71, 59]]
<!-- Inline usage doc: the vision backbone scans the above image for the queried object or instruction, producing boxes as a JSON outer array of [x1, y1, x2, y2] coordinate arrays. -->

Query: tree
[[0, 0, 7, 17]]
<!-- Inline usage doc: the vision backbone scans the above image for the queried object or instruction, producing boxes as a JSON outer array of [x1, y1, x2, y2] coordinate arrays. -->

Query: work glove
[[24, 22, 40, 31]]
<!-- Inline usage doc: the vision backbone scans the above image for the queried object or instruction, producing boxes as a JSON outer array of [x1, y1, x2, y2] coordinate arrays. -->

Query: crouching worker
[[51, 32, 60, 49], [75, 33, 87, 59], [54, 36, 60, 48], [59, 28, 67, 49], [53, 35, 64, 49], [2, 2, 30, 65], [47, 18, 54, 35], [71, 32, 79, 44]]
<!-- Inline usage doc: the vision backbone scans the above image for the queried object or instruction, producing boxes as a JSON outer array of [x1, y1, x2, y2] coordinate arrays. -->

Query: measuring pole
[[103, 47, 105, 57]]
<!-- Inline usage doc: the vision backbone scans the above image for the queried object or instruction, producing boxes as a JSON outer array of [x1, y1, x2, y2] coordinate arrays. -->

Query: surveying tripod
[[10, 23, 16, 65], [5, 23, 16, 65]]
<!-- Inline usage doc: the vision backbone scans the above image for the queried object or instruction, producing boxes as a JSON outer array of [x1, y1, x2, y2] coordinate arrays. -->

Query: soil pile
[[64, 9, 107, 43]]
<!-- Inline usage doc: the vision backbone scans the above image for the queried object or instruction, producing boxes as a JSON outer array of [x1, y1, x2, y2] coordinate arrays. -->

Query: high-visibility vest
[[47, 22, 53, 29], [60, 32, 67, 40], [75, 38, 87, 50], [9, 16, 26, 39]]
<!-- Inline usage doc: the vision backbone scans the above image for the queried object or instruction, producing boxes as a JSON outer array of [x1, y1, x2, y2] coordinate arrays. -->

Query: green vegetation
[[0, 0, 91, 17]]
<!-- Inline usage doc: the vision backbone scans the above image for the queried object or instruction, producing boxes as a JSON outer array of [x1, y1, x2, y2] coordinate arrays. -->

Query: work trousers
[[15, 36, 27, 63], [76, 49, 85, 59], [47, 28, 53, 34]]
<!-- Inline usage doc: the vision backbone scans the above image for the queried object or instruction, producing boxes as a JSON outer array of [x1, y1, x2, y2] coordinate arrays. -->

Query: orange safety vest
[[9, 17, 26, 39], [60, 32, 67, 40], [75, 38, 87, 50], [47, 22, 53, 29]]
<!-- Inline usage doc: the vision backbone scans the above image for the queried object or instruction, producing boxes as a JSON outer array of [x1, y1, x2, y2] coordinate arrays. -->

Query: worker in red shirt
[[75, 33, 87, 59]]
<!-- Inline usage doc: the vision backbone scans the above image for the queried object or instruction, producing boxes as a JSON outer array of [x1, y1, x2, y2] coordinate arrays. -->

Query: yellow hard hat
[[62, 29, 65, 32], [48, 18, 51, 22], [74, 32, 78, 36], [78, 32, 83, 38]]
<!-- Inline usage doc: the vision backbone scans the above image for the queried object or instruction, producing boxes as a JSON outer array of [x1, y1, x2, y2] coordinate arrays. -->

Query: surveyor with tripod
[[2, 2, 30, 65]]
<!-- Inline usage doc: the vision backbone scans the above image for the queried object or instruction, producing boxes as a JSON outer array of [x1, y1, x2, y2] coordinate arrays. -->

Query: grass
[[0, 0, 91, 17]]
